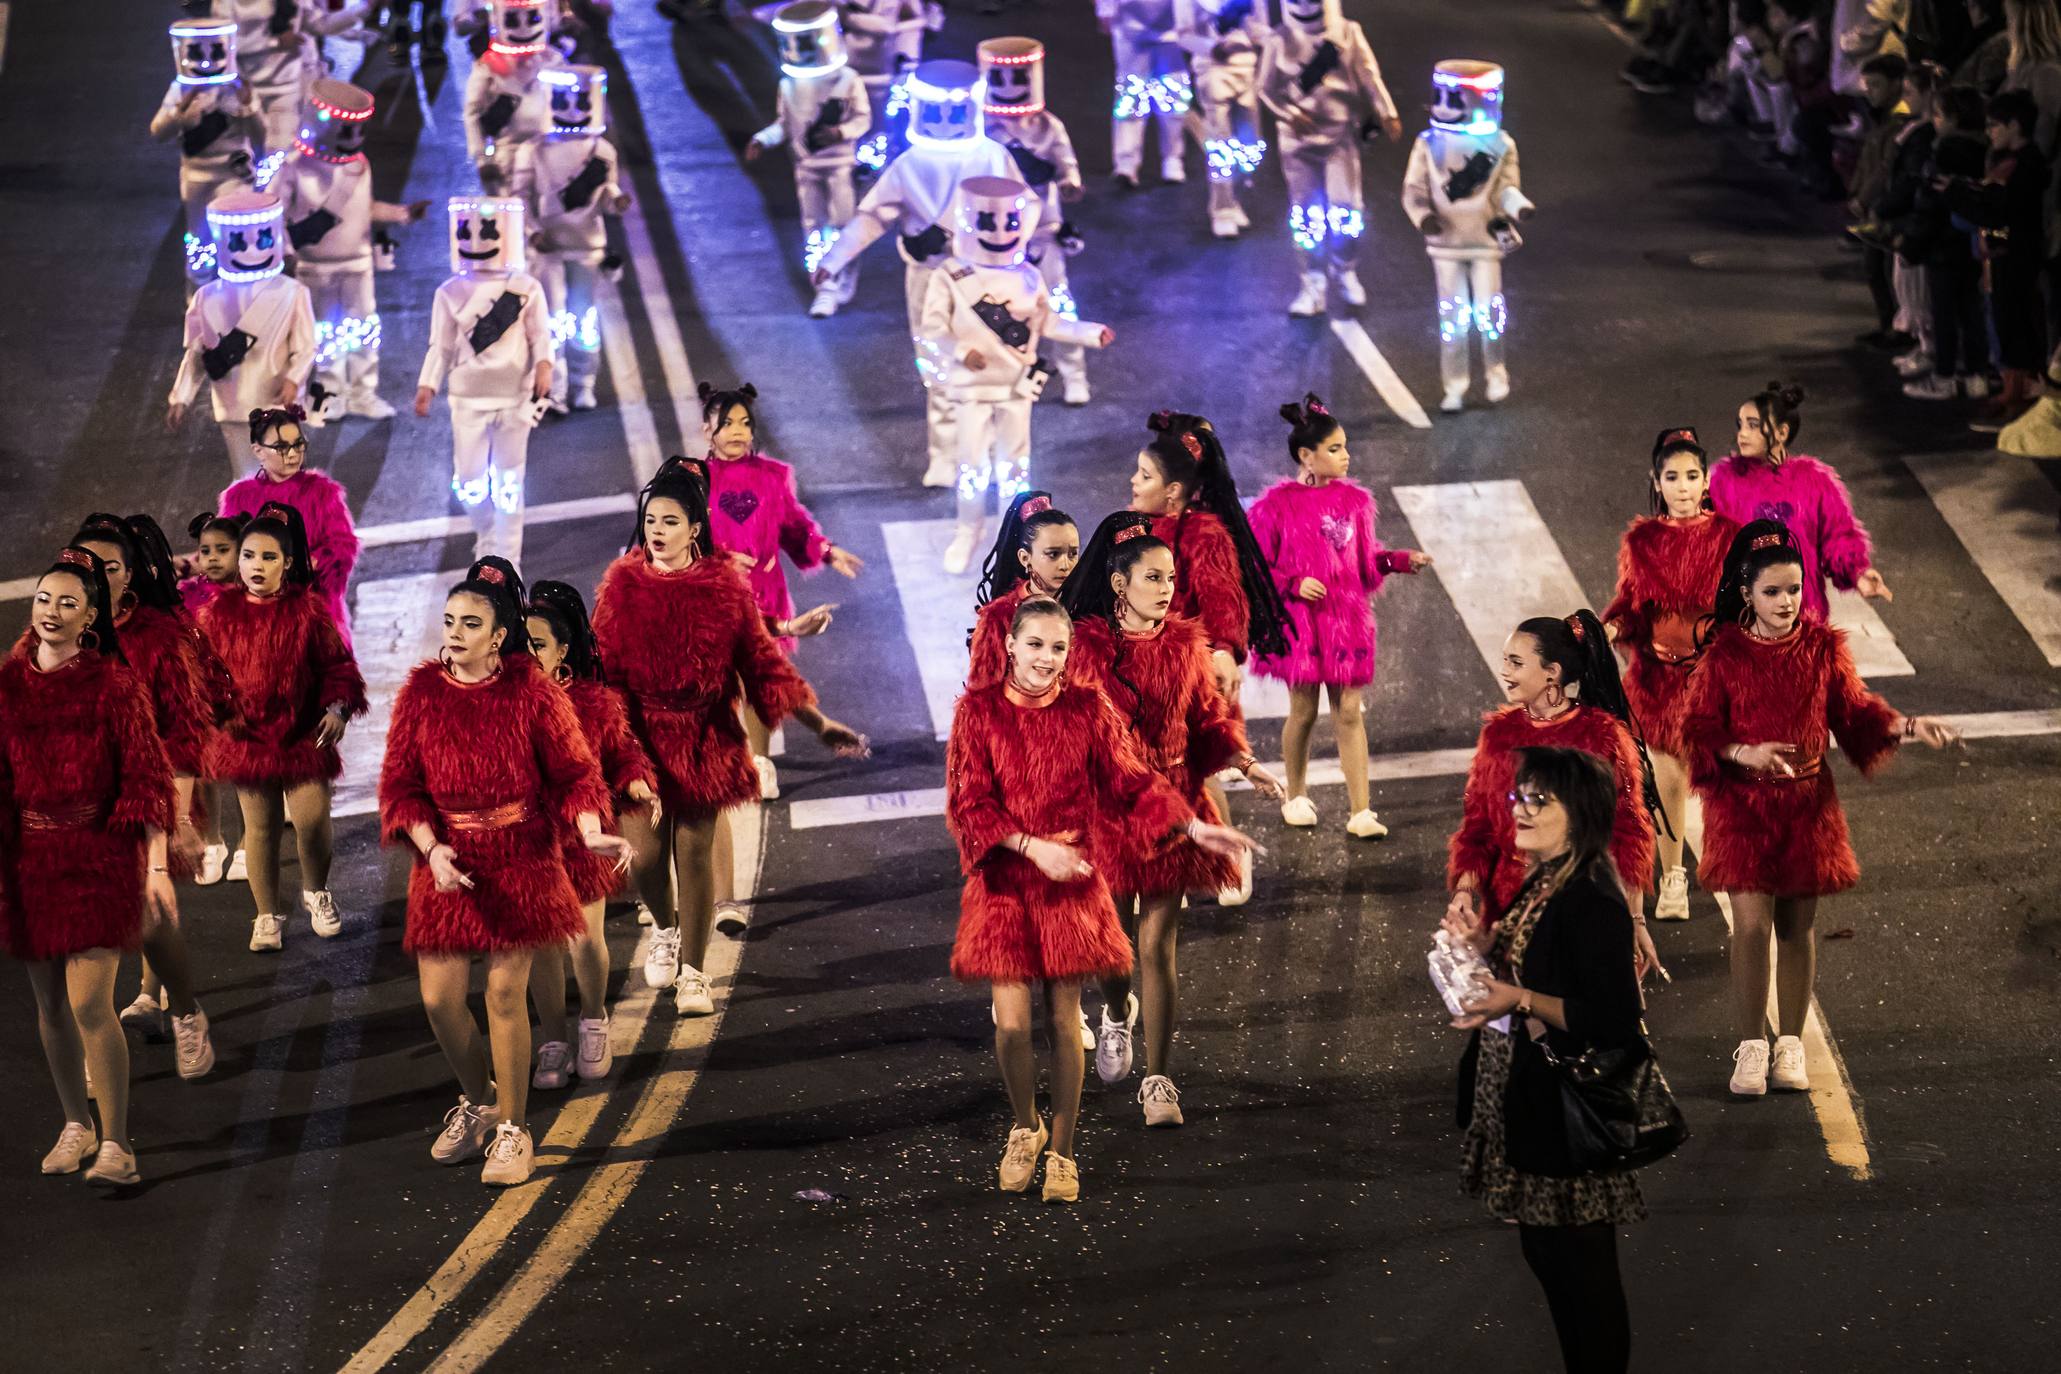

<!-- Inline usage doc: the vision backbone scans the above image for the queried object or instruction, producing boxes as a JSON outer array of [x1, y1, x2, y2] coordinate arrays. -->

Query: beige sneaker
[[1139, 1074, 1184, 1128], [1769, 1035, 1810, 1091], [40, 1122, 98, 1175], [1654, 866, 1691, 921], [480, 1121, 535, 1186], [1041, 1152, 1080, 1204], [997, 1119, 1047, 1193], [1280, 796, 1318, 827], [1345, 809, 1388, 839], [83, 1141, 141, 1187], [431, 1096, 500, 1164]]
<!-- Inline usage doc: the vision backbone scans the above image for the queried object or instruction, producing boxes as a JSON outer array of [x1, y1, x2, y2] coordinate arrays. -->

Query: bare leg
[[1204, 777, 1230, 831], [570, 900, 610, 1020], [1097, 893, 1138, 1023], [622, 809, 672, 928], [991, 982, 1039, 1130], [484, 948, 535, 1127], [26, 961, 92, 1127], [141, 920, 200, 1017], [1328, 684, 1370, 815], [1772, 896, 1819, 1038], [1282, 685, 1320, 799], [238, 785, 287, 916], [527, 942, 570, 1045], [1136, 895, 1182, 1078], [711, 809, 736, 908], [673, 815, 720, 970], [284, 779, 336, 892], [68, 950, 129, 1147], [418, 954, 494, 1105], [744, 706, 770, 757], [1727, 891, 1775, 1041], [1046, 981, 1086, 1157], [1651, 749, 1689, 875]]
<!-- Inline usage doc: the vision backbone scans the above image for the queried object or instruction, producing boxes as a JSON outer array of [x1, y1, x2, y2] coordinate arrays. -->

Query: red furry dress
[[1070, 615, 1248, 897], [1151, 508, 1249, 665], [0, 648, 174, 960], [199, 585, 367, 786], [946, 681, 1193, 983], [1681, 621, 1900, 896], [591, 550, 814, 821], [1448, 705, 1656, 917], [380, 654, 611, 954], [560, 675, 657, 905], [966, 582, 1032, 691], [1601, 512, 1738, 757]]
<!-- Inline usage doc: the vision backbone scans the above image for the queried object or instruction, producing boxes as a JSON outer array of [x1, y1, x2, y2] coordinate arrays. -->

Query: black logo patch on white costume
[[560, 155, 609, 212], [1295, 40, 1341, 97], [1443, 148, 1500, 203], [467, 291, 526, 355], [970, 296, 1032, 351]]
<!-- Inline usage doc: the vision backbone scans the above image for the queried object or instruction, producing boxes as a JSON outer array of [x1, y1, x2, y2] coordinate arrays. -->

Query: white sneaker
[[921, 456, 956, 488], [172, 1006, 216, 1080], [40, 1122, 98, 1175], [714, 900, 749, 936], [120, 989, 167, 1041], [431, 1096, 500, 1164], [1484, 367, 1511, 404], [226, 848, 248, 882], [1287, 272, 1327, 317], [576, 1013, 613, 1080], [1077, 1006, 1095, 1053], [1139, 1074, 1184, 1127], [316, 390, 345, 424], [1902, 373, 1959, 401], [1345, 809, 1388, 839], [480, 1121, 534, 1186], [531, 1040, 572, 1090], [1217, 848, 1252, 907], [197, 842, 228, 886], [808, 286, 840, 318], [1160, 153, 1186, 183], [249, 913, 284, 952], [942, 521, 981, 576], [1729, 1039, 1769, 1097], [1961, 374, 1992, 400], [1062, 377, 1091, 407], [1440, 386, 1467, 414], [347, 393, 397, 420], [83, 1141, 141, 1187], [570, 380, 597, 410], [673, 966, 715, 1016], [1333, 269, 1366, 307], [1211, 209, 1242, 239], [1654, 866, 1690, 921], [1893, 349, 1934, 377], [754, 753, 780, 800], [635, 901, 655, 927], [644, 925, 682, 990], [1096, 994, 1139, 1083], [1769, 1035, 1809, 1091], [1280, 796, 1318, 827], [305, 889, 341, 938]]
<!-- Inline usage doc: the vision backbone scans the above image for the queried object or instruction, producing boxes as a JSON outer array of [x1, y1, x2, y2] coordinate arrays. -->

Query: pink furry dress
[[218, 468, 362, 647], [1708, 453, 1872, 624], [704, 451, 834, 656], [1247, 477, 1420, 688]]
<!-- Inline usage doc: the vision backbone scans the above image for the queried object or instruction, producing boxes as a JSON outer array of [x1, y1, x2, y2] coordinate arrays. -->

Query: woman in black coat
[[1441, 744, 1648, 1374]]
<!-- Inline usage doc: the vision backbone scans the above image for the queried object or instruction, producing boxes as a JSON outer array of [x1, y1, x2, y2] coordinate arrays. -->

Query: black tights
[[1518, 1222, 1630, 1374]]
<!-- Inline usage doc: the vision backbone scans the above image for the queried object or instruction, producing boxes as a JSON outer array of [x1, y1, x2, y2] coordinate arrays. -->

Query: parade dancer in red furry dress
[[946, 596, 1255, 1202], [1682, 521, 1959, 1099], [1059, 514, 1284, 1129], [592, 461, 866, 1016], [967, 489, 1081, 691], [1446, 610, 1660, 980], [522, 580, 658, 1089], [2, 547, 177, 1187], [1248, 394, 1430, 839], [380, 559, 632, 1187], [1601, 429, 1739, 922], [199, 503, 366, 953], [1126, 412, 1292, 906]]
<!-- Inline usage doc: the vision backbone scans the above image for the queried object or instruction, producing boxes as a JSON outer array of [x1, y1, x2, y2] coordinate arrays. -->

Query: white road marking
[[880, 518, 984, 741], [335, 573, 449, 820], [1826, 591, 1914, 678], [594, 271, 666, 485], [1907, 452, 2061, 668], [617, 200, 702, 450], [1330, 319, 1433, 430]]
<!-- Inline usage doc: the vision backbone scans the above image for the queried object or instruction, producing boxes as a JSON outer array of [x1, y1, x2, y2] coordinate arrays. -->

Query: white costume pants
[[1432, 256, 1507, 395], [1893, 255, 1932, 353], [797, 160, 859, 298], [952, 396, 1032, 526], [450, 400, 535, 564], [905, 258, 955, 478], [1028, 236, 1086, 393], [537, 252, 603, 401], [1110, 34, 1191, 176], [219, 421, 259, 480], [1279, 136, 1363, 275], [251, 80, 301, 157], [299, 262, 382, 408], [180, 164, 253, 288], [1197, 65, 1261, 217]]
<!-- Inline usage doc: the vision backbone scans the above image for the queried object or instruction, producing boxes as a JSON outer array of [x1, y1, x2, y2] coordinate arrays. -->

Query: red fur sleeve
[[530, 674, 613, 828], [141, 616, 209, 776], [1601, 521, 1652, 649], [1680, 635, 1741, 792], [310, 606, 368, 718], [1088, 688, 1193, 848], [1602, 718, 1656, 892], [109, 667, 176, 836], [1184, 634, 1249, 776], [1826, 632, 1900, 776], [586, 682, 657, 795], [1181, 514, 1250, 664], [730, 581, 815, 727], [945, 695, 1013, 872], [1447, 715, 1505, 892], [967, 595, 1011, 692], [377, 668, 436, 845]]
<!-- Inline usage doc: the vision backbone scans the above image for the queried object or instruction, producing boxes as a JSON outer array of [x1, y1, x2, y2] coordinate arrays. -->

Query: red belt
[[1729, 754, 1824, 783], [21, 803, 105, 831], [440, 801, 533, 832], [634, 687, 717, 713]]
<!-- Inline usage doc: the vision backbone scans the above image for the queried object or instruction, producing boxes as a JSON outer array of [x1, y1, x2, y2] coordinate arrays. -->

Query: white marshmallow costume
[[1096, 0, 1193, 184], [156, 18, 262, 289], [417, 197, 552, 563], [208, 1, 309, 157], [1256, 0, 1398, 316], [752, 3, 872, 318], [814, 61, 1015, 487], [918, 176, 1109, 573], [1400, 61, 1534, 411], [1175, 0, 1268, 238], [978, 38, 1092, 406], [463, 1, 563, 193], [280, 80, 416, 420], [517, 63, 626, 411], [842, 0, 927, 170], [169, 190, 318, 478]]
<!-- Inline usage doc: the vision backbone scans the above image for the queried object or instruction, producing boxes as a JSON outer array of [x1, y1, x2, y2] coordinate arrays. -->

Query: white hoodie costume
[[752, 3, 873, 316], [209, 0, 307, 156], [156, 19, 263, 289], [1096, 0, 1194, 183], [1176, 0, 1269, 235], [517, 63, 626, 409], [463, 2, 565, 193]]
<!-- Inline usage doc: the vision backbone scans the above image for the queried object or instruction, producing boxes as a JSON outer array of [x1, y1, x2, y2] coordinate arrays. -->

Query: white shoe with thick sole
[[808, 287, 840, 318], [1217, 848, 1252, 907], [644, 925, 682, 989], [249, 913, 283, 952], [480, 1121, 534, 1186], [172, 1006, 216, 1080], [197, 842, 228, 886], [576, 1013, 614, 1080], [1160, 154, 1186, 183], [1062, 377, 1090, 407], [1653, 866, 1690, 921], [1345, 809, 1388, 839], [1280, 796, 1318, 827], [674, 966, 715, 1016], [942, 522, 981, 576], [531, 1040, 572, 1090], [1211, 209, 1241, 239], [1769, 1035, 1809, 1091], [1139, 1074, 1184, 1127], [1096, 994, 1139, 1083], [226, 848, 248, 882], [305, 889, 341, 938], [1484, 367, 1511, 404], [754, 753, 780, 800], [1287, 272, 1327, 317], [120, 989, 167, 1041], [1440, 386, 1467, 414], [431, 1096, 500, 1164], [41, 1122, 98, 1175], [714, 900, 750, 936], [1902, 374, 1958, 401], [1729, 1039, 1769, 1097], [570, 380, 597, 410], [1333, 269, 1366, 307], [1893, 350, 1934, 377]]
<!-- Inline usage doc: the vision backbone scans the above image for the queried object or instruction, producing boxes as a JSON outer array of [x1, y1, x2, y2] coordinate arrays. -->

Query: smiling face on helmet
[[773, 1, 847, 77], [953, 176, 1040, 268], [907, 60, 984, 149], [448, 197, 526, 276], [978, 38, 1044, 118], [296, 79, 374, 162], [1279, 0, 1338, 37], [1430, 60, 1505, 134], [542, 65, 607, 135], [208, 191, 287, 281], [171, 18, 237, 86], [489, 0, 550, 54]]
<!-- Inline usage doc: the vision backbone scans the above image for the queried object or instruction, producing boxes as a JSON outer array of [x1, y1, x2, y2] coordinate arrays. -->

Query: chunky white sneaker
[[120, 989, 167, 1041], [1769, 1035, 1809, 1091], [714, 900, 750, 936], [197, 842, 229, 886], [921, 456, 957, 488], [1211, 209, 1242, 239], [1345, 809, 1388, 839], [1729, 1039, 1770, 1097], [1096, 994, 1139, 1084], [226, 848, 248, 881], [431, 1096, 500, 1164], [1217, 848, 1253, 907], [1041, 1152, 1080, 1203], [480, 1121, 534, 1186], [1062, 377, 1091, 407], [1280, 796, 1318, 827], [1440, 386, 1467, 414], [41, 1121, 99, 1175], [997, 1119, 1047, 1192], [249, 914, 284, 953], [808, 286, 840, 318], [644, 925, 682, 989], [531, 1040, 572, 1090], [754, 753, 780, 800], [1892, 349, 1934, 377], [1654, 866, 1690, 921], [1333, 269, 1366, 307], [1902, 373, 1959, 401], [305, 889, 341, 938], [576, 1013, 614, 1080], [1160, 153, 1186, 183], [1287, 272, 1328, 318], [83, 1141, 141, 1187], [570, 380, 598, 410], [1077, 1007, 1095, 1053], [347, 393, 397, 420], [172, 1006, 216, 1080], [941, 521, 981, 576], [1484, 366, 1511, 404], [674, 966, 715, 1016], [1139, 1074, 1184, 1128]]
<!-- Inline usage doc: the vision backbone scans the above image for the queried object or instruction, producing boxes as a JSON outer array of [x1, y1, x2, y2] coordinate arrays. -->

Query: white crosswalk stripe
[[1907, 452, 2061, 668]]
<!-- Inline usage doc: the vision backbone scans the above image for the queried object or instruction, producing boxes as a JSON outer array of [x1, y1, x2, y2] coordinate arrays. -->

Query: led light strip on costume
[[212, 204, 287, 283], [1048, 283, 1078, 322], [172, 19, 238, 86], [314, 313, 383, 364], [1204, 136, 1267, 181], [548, 306, 600, 351], [905, 72, 986, 151], [295, 98, 372, 164], [452, 472, 492, 506], [1433, 65, 1504, 135], [184, 233, 219, 277], [802, 225, 840, 274], [1112, 72, 1193, 119], [252, 150, 288, 190], [981, 45, 1043, 117]]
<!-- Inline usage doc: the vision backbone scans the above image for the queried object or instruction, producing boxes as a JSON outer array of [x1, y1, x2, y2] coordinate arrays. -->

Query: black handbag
[[1532, 1029, 1688, 1175]]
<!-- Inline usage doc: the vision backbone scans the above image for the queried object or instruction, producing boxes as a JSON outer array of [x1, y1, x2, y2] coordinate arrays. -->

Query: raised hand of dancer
[[1242, 762, 1288, 801], [1186, 818, 1265, 860], [1729, 741, 1797, 776], [783, 604, 836, 637], [813, 713, 870, 758], [626, 780, 661, 824], [1407, 551, 1435, 572], [582, 829, 635, 875], [1295, 577, 1327, 603], [427, 843, 474, 892], [1019, 833, 1092, 883], [825, 546, 865, 578], [1899, 715, 1963, 749], [313, 706, 349, 749], [1855, 568, 1893, 601]]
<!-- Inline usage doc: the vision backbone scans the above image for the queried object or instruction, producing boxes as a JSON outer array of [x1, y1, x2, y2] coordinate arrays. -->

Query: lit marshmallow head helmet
[[542, 64, 607, 135], [488, 0, 551, 56], [171, 17, 237, 87], [296, 79, 374, 163], [978, 37, 1045, 119], [772, 1, 847, 78], [448, 196, 527, 276], [1278, 0, 1340, 38], [209, 190, 288, 283], [1430, 60, 1505, 135], [953, 175, 1040, 268], [907, 60, 985, 150]]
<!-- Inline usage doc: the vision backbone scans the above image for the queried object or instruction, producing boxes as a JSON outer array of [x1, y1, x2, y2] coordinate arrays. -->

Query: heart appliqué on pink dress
[[717, 489, 760, 525], [1320, 514, 1354, 552]]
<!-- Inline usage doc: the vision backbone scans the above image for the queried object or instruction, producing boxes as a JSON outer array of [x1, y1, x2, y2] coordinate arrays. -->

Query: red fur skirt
[[561, 837, 625, 907], [1697, 772, 1861, 897], [1096, 772, 1236, 898], [5, 828, 146, 960], [403, 817, 587, 955], [1621, 652, 1698, 759], [951, 859, 1135, 985]]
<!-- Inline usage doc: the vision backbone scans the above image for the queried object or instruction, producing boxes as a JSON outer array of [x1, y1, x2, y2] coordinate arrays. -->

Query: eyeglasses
[[258, 438, 308, 455], [1506, 789, 1553, 815]]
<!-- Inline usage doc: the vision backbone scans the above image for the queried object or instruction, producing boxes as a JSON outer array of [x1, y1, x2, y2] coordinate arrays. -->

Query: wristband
[[149, 865, 170, 875], [1233, 753, 1258, 776], [1902, 717, 1917, 740]]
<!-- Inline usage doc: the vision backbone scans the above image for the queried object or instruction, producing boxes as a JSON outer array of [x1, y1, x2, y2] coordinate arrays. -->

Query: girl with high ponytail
[[967, 489, 1081, 690], [1247, 393, 1431, 838]]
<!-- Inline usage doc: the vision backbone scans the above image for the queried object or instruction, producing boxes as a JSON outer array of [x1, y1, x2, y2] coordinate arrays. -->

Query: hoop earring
[[554, 663, 572, 684], [78, 628, 99, 651], [1542, 682, 1566, 709], [1737, 599, 1756, 628]]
